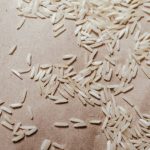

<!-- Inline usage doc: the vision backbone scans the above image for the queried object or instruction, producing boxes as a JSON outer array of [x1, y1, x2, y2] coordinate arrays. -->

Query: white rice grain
[[13, 122, 22, 134], [1, 106, 12, 114], [123, 85, 134, 93], [17, 18, 26, 30], [11, 69, 23, 80], [54, 26, 66, 37], [54, 122, 69, 128], [30, 66, 35, 79], [9, 45, 17, 55], [12, 133, 25, 143], [58, 89, 69, 100], [102, 117, 109, 130], [10, 103, 23, 109], [41, 139, 51, 150], [143, 113, 150, 119], [26, 53, 32, 66], [89, 90, 101, 100], [53, 21, 64, 32], [105, 56, 116, 66], [25, 126, 38, 136], [70, 118, 84, 123], [1, 120, 13, 130], [3, 114, 14, 125], [54, 99, 68, 104], [139, 119, 150, 128], [66, 56, 77, 66], [89, 120, 101, 125], [52, 142, 65, 150], [21, 89, 27, 103], [73, 122, 87, 128], [82, 44, 93, 53], [63, 54, 74, 60], [107, 140, 111, 150], [48, 95, 60, 101], [40, 64, 52, 69], [19, 68, 31, 74], [27, 106, 33, 120], [77, 94, 87, 106]]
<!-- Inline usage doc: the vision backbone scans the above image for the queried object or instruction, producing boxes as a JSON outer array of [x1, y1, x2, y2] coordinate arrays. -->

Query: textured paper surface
[[0, 1, 150, 150]]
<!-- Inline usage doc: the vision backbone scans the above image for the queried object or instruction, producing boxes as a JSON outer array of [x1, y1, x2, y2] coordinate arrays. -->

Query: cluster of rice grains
[[25, 52, 150, 149], [103, 99, 150, 150], [3, 0, 150, 149], [0, 100, 38, 143]]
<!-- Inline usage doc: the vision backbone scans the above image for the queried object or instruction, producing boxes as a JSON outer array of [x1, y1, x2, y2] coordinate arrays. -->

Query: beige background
[[0, 0, 150, 150]]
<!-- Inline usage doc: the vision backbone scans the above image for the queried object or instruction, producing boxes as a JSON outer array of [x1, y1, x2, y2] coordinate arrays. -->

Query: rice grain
[[41, 139, 51, 150], [9, 45, 17, 55]]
